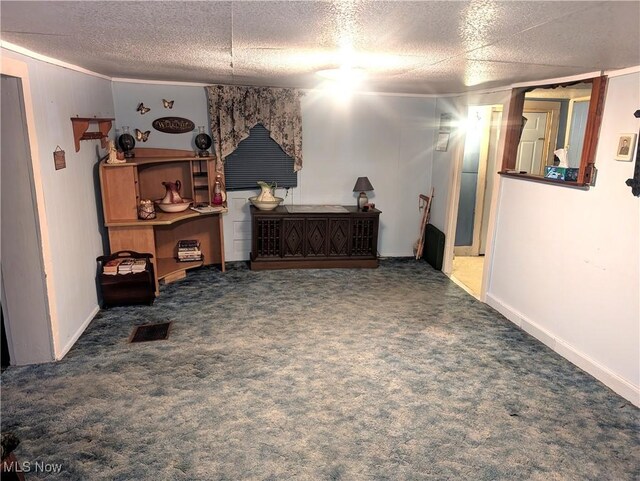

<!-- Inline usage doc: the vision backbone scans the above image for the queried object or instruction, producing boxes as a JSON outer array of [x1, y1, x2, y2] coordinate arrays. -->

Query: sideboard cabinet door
[[351, 218, 377, 256], [255, 218, 282, 257], [283, 218, 304, 257], [305, 219, 328, 257], [329, 219, 350, 256]]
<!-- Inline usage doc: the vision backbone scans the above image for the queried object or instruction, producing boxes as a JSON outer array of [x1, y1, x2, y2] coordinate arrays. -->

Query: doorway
[[516, 100, 561, 175], [1, 73, 54, 365], [450, 105, 502, 298]]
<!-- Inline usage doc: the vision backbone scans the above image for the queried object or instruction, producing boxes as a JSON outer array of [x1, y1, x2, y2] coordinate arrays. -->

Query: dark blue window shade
[[224, 124, 298, 190]]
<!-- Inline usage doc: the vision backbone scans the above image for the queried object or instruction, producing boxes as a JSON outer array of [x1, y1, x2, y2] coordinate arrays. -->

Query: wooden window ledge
[[498, 171, 591, 190]]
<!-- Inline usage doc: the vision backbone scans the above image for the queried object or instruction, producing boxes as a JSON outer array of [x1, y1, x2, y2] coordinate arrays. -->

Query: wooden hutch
[[99, 148, 226, 293]]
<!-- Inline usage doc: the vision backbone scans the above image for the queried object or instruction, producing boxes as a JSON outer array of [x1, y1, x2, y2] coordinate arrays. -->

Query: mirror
[[501, 76, 607, 186]]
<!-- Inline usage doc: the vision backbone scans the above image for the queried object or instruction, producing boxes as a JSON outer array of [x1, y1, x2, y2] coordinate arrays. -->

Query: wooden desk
[[99, 148, 226, 292], [250, 205, 380, 270]]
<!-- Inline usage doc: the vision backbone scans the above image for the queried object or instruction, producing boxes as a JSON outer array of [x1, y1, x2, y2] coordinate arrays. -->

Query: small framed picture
[[615, 133, 636, 161], [436, 132, 450, 152], [439, 113, 452, 132]]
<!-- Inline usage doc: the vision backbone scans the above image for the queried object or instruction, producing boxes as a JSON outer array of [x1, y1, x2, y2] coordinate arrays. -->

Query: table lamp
[[353, 176, 374, 210]]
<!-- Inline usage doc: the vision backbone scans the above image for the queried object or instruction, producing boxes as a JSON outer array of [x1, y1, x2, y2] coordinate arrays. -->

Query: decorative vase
[[161, 180, 184, 204], [195, 126, 212, 157], [256, 181, 277, 202], [118, 126, 136, 158]]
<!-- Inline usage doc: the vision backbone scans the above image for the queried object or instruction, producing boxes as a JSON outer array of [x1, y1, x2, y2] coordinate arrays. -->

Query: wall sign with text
[[152, 117, 195, 134]]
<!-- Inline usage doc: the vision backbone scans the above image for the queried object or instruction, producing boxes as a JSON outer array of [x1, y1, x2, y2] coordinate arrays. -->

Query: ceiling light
[[316, 66, 367, 83]]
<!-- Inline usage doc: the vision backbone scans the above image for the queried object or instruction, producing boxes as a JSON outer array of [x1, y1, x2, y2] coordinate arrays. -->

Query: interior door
[[566, 99, 590, 167], [516, 111, 548, 174], [479, 109, 502, 255], [1, 75, 53, 364]]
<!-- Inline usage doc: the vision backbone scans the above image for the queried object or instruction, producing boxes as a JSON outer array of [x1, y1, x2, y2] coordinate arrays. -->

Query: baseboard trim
[[486, 293, 640, 407], [55, 305, 100, 361]]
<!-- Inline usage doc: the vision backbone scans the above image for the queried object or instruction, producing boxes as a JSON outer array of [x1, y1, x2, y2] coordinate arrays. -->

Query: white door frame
[[453, 106, 495, 257], [443, 102, 509, 302], [1, 55, 58, 362]]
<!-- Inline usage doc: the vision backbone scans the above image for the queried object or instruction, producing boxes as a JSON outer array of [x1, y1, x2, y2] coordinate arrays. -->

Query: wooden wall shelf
[[71, 117, 114, 152]]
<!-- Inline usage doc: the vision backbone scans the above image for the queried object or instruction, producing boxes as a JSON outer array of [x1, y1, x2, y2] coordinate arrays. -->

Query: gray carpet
[[1, 259, 638, 480]]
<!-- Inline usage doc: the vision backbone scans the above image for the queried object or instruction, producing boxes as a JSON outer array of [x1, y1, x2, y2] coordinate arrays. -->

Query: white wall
[[487, 72, 640, 404], [298, 91, 435, 256], [2, 49, 115, 359], [112, 82, 209, 152], [430, 96, 466, 233]]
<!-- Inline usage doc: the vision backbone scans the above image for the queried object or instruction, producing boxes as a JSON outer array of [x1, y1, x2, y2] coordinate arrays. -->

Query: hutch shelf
[[99, 148, 226, 293], [250, 205, 380, 270]]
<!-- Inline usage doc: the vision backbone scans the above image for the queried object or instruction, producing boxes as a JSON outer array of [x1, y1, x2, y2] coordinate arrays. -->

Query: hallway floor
[[452, 255, 485, 298]]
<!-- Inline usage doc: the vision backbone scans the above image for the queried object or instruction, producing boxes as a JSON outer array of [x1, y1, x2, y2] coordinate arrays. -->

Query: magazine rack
[[96, 251, 155, 307]]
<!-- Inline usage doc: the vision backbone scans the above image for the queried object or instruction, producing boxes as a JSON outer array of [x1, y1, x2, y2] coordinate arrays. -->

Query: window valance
[[205, 84, 303, 172]]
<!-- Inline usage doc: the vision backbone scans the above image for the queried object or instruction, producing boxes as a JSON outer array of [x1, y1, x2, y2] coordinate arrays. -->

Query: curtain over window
[[205, 84, 303, 172]]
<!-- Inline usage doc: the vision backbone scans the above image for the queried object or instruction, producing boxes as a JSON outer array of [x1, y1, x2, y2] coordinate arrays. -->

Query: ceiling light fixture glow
[[316, 66, 367, 82]]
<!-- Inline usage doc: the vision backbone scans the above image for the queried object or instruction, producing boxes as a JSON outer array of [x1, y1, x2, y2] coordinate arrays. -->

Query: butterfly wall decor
[[135, 129, 150, 142], [136, 102, 150, 115], [162, 99, 174, 109]]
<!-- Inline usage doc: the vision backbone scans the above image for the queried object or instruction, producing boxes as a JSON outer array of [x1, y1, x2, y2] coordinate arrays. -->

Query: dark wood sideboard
[[250, 205, 380, 270]]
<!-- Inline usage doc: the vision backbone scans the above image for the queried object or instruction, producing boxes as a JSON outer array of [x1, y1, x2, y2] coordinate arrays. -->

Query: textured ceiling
[[1, 1, 639, 94]]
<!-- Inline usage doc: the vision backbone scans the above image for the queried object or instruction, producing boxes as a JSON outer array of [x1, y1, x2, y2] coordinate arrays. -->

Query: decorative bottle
[[212, 175, 223, 205]]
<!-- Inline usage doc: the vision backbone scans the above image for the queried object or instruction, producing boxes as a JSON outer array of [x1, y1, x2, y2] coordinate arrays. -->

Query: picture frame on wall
[[435, 132, 450, 152], [439, 113, 452, 132], [615, 133, 636, 161]]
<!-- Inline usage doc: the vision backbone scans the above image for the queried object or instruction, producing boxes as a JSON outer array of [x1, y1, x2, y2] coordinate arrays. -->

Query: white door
[[479, 109, 502, 255], [516, 112, 548, 175], [566, 99, 590, 168], [1, 75, 53, 364]]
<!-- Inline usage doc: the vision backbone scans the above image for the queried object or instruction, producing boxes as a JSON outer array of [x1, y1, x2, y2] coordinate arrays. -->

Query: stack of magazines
[[177, 240, 202, 262], [103, 258, 123, 275], [103, 257, 147, 275]]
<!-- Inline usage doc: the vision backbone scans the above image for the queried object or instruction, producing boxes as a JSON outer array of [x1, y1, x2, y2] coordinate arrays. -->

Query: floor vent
[[129, 322, 172, 343]]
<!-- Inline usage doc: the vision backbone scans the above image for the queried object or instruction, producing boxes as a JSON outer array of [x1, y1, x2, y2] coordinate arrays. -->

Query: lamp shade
[[353, 176, 374, 192]]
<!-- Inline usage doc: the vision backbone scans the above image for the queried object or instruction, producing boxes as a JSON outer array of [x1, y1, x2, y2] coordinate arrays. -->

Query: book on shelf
[[177, 239, 203, 262], [177, 249, 202, 256], [190, 204, 225, 214], [177, 252, 203, 261], [177, 239, 200, 248]]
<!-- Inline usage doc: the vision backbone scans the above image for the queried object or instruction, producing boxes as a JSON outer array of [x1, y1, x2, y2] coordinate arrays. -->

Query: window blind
[[224, 124, 298, 190]]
